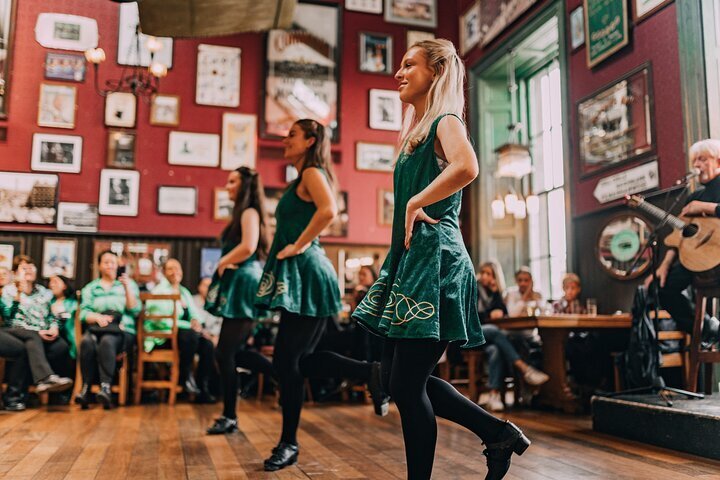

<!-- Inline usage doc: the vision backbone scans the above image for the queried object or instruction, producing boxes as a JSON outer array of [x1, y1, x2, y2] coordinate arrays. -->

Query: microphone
[[675, 168, 701, 185]]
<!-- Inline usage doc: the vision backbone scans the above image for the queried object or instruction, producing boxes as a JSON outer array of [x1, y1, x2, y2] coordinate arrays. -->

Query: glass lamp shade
[[504, 193, 518, 214], [526, 194, 540, 215], [514, 199, 527, 219], [495, 143, 532, 179], [491, 197, 506, 220], [84, 48, 106, 64]]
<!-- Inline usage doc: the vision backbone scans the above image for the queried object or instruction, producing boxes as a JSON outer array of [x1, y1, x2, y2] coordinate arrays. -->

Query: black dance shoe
[[367, 362, 390, 416], [96, 383, 113, 410], [74, 384, 90, 410], [5, 398, 26, 411], [263, 442, 299, 471], [183, 374, 201, 395], [483, 420, 530, 480], [206, 416, 238, 435]]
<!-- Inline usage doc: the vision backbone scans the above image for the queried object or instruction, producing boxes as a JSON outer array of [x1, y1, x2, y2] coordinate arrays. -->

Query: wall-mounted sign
[[592, 160, 659, 204], [584, 0, 629, 68]]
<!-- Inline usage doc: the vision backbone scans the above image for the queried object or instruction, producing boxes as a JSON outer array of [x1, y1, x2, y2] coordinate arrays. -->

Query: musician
[[646, 139, 720, 342]]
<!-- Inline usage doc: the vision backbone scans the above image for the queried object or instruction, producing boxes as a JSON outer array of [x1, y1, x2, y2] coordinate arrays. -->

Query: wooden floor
[[0, 399, 718, 479]]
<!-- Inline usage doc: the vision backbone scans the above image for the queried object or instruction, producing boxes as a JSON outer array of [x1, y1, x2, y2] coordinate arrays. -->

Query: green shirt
[[50, 297, 78, 358], [1, 284, 56, 331], [143, 278, 201, 351], [80, 278, 141, 334]]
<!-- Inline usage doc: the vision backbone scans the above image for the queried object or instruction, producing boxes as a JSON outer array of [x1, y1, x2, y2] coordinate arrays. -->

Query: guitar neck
[[634, 200, 686, 230]]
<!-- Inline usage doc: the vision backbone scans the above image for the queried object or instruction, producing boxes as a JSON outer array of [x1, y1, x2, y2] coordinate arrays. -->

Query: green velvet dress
[[255, 169, 342, 318], [205, 217, 267, 320], [352, 114, 485, 347]]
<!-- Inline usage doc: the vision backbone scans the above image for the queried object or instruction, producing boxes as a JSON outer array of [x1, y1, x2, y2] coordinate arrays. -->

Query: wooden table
[[489, 314, 632, 413]]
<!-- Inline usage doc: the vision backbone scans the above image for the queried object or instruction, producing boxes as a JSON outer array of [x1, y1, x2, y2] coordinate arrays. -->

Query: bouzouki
[[627, 194, 720, 273]]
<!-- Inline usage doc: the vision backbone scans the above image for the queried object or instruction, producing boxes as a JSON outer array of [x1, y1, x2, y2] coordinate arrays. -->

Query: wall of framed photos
[[0, 0, 459, 245]]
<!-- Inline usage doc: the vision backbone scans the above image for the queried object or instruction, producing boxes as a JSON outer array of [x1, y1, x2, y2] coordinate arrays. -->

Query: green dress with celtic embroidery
[[255, 169, 342, 318], [352, 114, 485, 347]]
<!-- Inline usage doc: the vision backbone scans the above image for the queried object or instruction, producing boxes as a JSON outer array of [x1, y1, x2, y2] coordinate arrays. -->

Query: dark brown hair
[[222, 167, 270, 260], [294, 119, 338, 192], [12, 255, 34, 272]]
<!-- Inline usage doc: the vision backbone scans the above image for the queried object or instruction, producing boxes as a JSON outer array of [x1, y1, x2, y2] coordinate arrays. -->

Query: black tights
[[274, 311, 373, 445], [216, 318, 273, 419], [382, 339, 505, 480]]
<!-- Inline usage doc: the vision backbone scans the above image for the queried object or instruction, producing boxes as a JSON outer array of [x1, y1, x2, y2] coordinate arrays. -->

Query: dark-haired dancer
[[205, 167, 275, 435], [256, 119, 388, 471], [353, 39, 530, 480]]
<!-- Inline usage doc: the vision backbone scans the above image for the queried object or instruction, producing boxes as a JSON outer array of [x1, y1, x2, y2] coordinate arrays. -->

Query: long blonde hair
[[399, 39, 466, 154]]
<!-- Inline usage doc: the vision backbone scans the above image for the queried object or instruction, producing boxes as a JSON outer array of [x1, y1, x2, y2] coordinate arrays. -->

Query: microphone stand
[[605, 178, 703, 406]]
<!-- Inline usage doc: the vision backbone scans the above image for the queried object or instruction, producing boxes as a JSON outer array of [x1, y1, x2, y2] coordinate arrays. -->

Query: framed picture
[[406, 29, 434, 47], [92, 240, 171, 286], [56, 202, 98, 233], [0, 237, 24, 269], [200, 247, 222, 278], [0, 172, 58, 225], [37, 83, 76, 129], [356, 142, 395, 172], [168, 131, 220, 167], [570, 6, 585, 51], [150, 94, 180, 126], [263, 1, 340, 142], [106, 130, 136, 169], [321, 191, 348, 237], [0, 0, 17, 119], [384, 0, 437, 28], [117, 2, 173, 68], [378, 188, 394, 226], [44, 52, 85, 82], [584, 0, 629, 68], [459, 1, 481, 55], [213, 188, 234, 222], [34, 13, 98, 51], [41, 238, 77, 279], [346, 0, 382, 14], [479, 0, 539, 47], [578, 64, 654, 177], [221, 113, 256, 170], [196, 44, 241, 107], [98, 169, 140, 216], [633, 0, 673, 23], [359, 32, 393, 75], [104, 92, 137, 128], [31, 133, 82, 173], [157, 186, 197, 216], [369, 89, 402, 131]]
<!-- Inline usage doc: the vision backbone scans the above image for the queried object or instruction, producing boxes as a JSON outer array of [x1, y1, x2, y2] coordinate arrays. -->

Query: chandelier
[[84, 26, 167, 100]]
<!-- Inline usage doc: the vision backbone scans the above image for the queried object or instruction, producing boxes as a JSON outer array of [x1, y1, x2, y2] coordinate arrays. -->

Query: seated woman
[[553, 273, 586, 314], [48, 275, 78, 370], [477, 261, 548, 411], [0, 256, 73, 401], [76, 250, 140, 410], [147, 258, 216, 403], [504, 267, 543, 317]]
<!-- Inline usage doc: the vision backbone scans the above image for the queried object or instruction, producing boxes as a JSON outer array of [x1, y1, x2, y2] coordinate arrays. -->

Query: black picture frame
[[359, 32, 393, 75]]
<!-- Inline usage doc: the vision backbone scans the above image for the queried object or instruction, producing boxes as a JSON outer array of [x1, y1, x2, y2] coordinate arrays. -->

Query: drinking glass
[[586, 298, 598, 316]]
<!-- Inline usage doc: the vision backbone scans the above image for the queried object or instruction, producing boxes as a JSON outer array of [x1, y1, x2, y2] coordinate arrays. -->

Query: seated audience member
[[75, 250, 139, 410], [147, 259, 216, 403], [193, 277, 223, 347], [477, 261, 549, 411], [504, 267, 543, 317], [0, 256, 72, 397], [48, 275, 78, 364], [0, 266, 11, 296], [553, 273, 586, 314]]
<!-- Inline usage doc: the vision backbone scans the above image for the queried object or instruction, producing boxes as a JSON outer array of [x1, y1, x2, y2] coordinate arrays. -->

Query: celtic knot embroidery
[[354, 281, 387, 317], [273, 282, 288, 299], [391, 293, 435, 326], [257, 272, 275, 297]]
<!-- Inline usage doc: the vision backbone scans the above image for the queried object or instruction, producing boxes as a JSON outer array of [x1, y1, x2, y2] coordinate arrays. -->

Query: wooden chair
[[687, 277, 720, 393], [134, 293, 181, 405], [0, 358, 49, 406], [71, 291, 130, 406], [438, 349, 517, 406]]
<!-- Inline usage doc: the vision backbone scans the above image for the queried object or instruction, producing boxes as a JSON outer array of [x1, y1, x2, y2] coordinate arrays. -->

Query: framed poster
[[56, 202, 98, 233], [196, 44, 241, 107], [359, 32, 393, 74], [406, 29, 434, 47], [570, 6, 585, 51], [37, 83, 76, 129], [34, 13, 98, 51], [578, 64, 654, 177], [584, 0, 629, 68], [356, 142, 395, 172], [378, 188, 394, 226], [479, 0, 539, 47], [221, 113, 257, 170], [98, 169, 140, 216], [633, 0, 673, 23], [0, 0, 16, 118], [41, 237, 77, 279], [104, 92, 137, 128], [384, 0, 437, 28], [44, 52, 86, 82], [149, 94, 180, 126], [168, 131, 220, 167], [346, 0, 382, 14], [369, 89, 402, 131], [200, 247, 222, 278], [459, 1, 481, 55], [117, 2, 173, 68], [0, 172, 58, 225], [92, 240, 171, 286], [157, 186, 197, 216], [31, 133, 82, 173], [263, 1, 340, 142], [213, 188, 233, 222], [106, 130, 136, 169]]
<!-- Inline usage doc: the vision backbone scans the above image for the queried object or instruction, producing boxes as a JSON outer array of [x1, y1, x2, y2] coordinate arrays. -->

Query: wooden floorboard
[[0, 400, 716, 479]]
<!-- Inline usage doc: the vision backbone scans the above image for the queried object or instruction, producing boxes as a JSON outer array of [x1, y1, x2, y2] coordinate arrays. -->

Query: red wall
[[0, 0, 459, 243]]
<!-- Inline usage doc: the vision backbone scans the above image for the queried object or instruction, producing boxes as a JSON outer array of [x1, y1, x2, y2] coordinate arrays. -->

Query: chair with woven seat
[[134, 292, 181, 405]]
